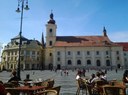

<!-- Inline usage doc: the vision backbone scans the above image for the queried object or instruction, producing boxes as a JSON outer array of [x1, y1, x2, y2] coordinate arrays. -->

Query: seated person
[[0, 81, 11, 95], [100, 72, 107, 80], [91, 72, 101, 83], [76, 73, 81, 80], [87, 73, 95, 83], [123, 70, 128, 83], [8, 70, 20, 82]]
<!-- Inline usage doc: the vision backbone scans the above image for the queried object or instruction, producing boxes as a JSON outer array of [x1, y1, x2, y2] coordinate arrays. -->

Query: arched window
[[87, 60, 91, 65], [67, 60, 72, 65], [77, 60, 81, 65], [106, 60, 110, 66], [96, 60, 101, 66], [49, 29, 52, 33]]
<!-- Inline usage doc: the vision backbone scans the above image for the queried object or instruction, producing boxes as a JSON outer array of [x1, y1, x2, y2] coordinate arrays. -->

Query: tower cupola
[[47, 12, 56, 24]]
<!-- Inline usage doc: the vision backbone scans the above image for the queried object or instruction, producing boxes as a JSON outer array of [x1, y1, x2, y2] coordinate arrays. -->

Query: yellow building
[[1, 34, 44, 70]]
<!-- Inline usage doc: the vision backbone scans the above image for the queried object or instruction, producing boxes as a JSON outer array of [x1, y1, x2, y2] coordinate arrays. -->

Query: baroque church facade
[[44, 13, 125, 70], [1, 12, 128, 70]]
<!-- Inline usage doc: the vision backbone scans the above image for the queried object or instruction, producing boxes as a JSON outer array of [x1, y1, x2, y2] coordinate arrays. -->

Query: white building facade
[[44, 13, 124, 70]]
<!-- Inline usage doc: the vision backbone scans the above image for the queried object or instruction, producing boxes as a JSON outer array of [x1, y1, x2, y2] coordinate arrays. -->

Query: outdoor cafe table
[[6, 86, 46, 95], [97, 81, 126, 95]]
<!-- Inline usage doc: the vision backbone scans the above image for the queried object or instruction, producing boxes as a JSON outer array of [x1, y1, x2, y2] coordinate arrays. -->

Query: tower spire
[[50, 10, 53, 19], [47, 10, 56, 24], [103, 26, 107, 37]]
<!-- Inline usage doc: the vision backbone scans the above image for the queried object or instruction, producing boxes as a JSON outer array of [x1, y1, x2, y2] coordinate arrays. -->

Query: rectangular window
[[77, 51, 80, 55], [57, 51, 60, 55], [49, 41, 52, 46], [57, 57, 60, 61], [49, 53, 52, 56], [106, 51, 109, 55], [96, 51, 99, 55], [116, 51, 119, 55], [87, 51, 90, 55], [68, 51, 71, 55], [124, 53, 126, 56]]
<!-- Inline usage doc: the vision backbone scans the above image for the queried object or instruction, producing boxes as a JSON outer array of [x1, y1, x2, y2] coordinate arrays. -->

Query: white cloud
[[109, 31, 128, 42]]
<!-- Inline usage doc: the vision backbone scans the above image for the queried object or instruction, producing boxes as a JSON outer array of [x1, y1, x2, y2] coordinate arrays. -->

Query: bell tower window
[[49, 29, 52, 33], [49, 41, 52, 46]]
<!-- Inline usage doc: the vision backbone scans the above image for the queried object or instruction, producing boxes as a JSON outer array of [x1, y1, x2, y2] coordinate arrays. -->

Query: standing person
[[82, 68, 86, 77], [8, 70, 20, 82], [66, 70, 69, 76], [115, 68, 118, 73], [104, 69, 107, 74], [60, 69, 63, 76]]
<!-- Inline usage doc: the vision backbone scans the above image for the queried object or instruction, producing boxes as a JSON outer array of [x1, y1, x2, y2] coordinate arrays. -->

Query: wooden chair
[[41, 81, 49, 88], [76, 78, 87, 95], [92, 80, 108, 95], [36, 90, 57, 95], [86, 84, 93, 95], [48, 86, 61, 95], [47, 79, 54, 88], [103, 86, 126, 95]]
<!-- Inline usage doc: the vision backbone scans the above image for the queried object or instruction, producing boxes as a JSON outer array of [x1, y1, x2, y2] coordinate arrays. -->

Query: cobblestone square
[[0, 69, 125, 95]]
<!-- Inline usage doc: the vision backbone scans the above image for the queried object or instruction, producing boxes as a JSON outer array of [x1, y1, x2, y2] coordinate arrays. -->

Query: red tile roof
[[116, 42, 128, 51], [54, 36, 119, 47]]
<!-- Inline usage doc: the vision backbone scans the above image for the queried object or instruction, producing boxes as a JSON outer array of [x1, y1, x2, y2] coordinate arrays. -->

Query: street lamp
[[16, 0, 29, 80]]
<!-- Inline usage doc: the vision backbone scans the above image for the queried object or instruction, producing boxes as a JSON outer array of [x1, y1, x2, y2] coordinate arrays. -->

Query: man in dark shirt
[[8, 70, 20, 82]]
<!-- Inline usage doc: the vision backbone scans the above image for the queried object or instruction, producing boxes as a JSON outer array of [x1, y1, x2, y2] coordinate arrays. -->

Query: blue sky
[[0, 0, 128, 46]]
